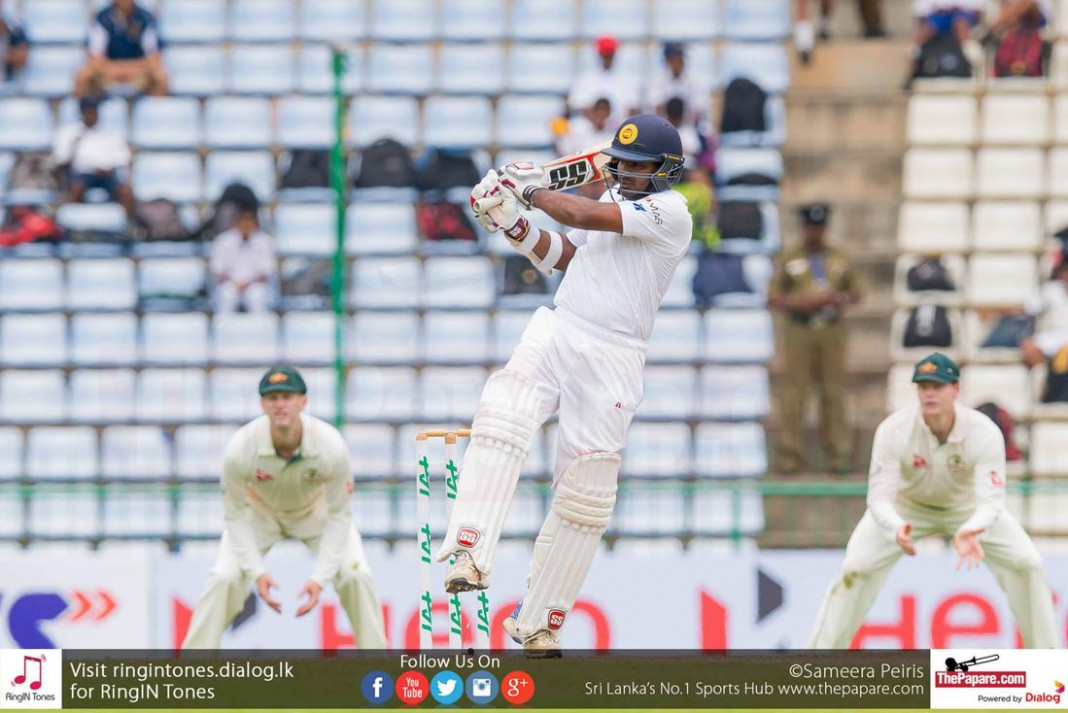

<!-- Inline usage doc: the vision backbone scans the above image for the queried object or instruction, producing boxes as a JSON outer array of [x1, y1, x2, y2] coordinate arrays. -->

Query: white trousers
[[215, 281, 270, 314], [182, 507, 387, 649], [808, 502, 1058, 648]]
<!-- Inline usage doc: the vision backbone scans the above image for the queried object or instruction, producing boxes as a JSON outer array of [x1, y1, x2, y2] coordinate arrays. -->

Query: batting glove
[[492, 189, 532, 247], [470, 170, 505, 232], [499, 162, 549, 210]]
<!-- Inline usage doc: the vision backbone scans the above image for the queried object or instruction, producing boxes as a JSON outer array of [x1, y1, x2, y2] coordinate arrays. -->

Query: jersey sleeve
[[566, 228, 589, 248], [220, 434, 267, 580], [309, 431, 354, 586], [957, 417, 1007, 534], [618, 193, 692, 253], [867, 418, 908, 536]]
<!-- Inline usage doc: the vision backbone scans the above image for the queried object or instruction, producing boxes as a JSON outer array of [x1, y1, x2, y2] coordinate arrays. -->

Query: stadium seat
[[492, 310, 535, 362], [902, 149, 974, 200], [102, 493, 172, 537], [660, 256, 698, 309], [967, 253, 1038, 307], [698, 365, 770, 420], [723, 0, 790, 40], [350, 311, 420, 362], [885, 364, 916, 412], [131, 96, 200, 150], [897, 202, 970, 253], [424, 257, 495, 308], [710, 254, 773, 308], [69, 369, 136, 422], [647, 311, 702, 362], [693, 422, 767, 478], [66, 258, 136, 310], [26, 427, 97, 480], [422, 312, 491, 363], [281, 311, 335, 364], [278, 97, 333, 149], [369, 0, 435, 41], [208, 368, 263, 420], [436, 44, 505, 95], [652, 0, 722, 40], [298, 44, 362, 95], [960, 364, 1031, 419], [720, 44, 790, 93], [297, 367, 338, 421], [205, 151, 276, 202], [496, 95, 565, 148], [962, 309, 1022, 364], [301, 0, 366, 41], [344, 424, 395, 478], [351, 258, 423, 308], [71, 313, 138, 365], [888, 305, 963, 364], [141, 313, 210, 365], [58, 96, 129, 137], [0, 98, 53, 150], [275, 203, 335, 256], [420, 366, 486, 420], [348, 95, 419, 147], [29, 497, 99, 537], [892, 254, 966, 307], [139, 256, 206, 303], [0, 314, 67, 366], [906, 95, 978, 145], [504, 45, 575, 95], [581, 0, 649, 40], [623, 423, 691, 477], [20, 46, 81, 97], [509, 0, 578, 40], [346, 366, 419, 419], [365, 44, 433, 94], [20, 0, 88, 43], [1054, 94, 1068, 144], [0, 258, 64, 310], [136, 368, 209, 423], [160, 0, 226, 43], [981, 93, 1050, 145], [101, 426, 171, 479], [639, 365, 698, 419], [691, 490, 765, 536], [1050, 148, 1068, 197], [165, 46, 226, 96], [174, 424, 237, 479], [1029, 421, 1068, 477], [132, 152, 203, 202], [971, 201, 1043, 252], [204, 97, 272, 149], [977, 148, 1045, 199], [611, 489, 687, 536], [1047, 199, 1068, 236], [421, 96, 493, 148], [227, 45, 296, 95], [0, 370, 66, 423], [440, 0, 505, 40], [0, 427, 21, 479], [345, 203, 419, 255], [715, 148, 783, 199], [703, 309, 774, 362], [230, 0, 294, 41], [56, 203, 128, 236], [212, 313, 281, 364]]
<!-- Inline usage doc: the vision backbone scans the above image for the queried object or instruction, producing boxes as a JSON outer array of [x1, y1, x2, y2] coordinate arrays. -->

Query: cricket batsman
[[808, 353, 1058, 648], [435, 114, 692, 656], [182, 366, 387, 649]]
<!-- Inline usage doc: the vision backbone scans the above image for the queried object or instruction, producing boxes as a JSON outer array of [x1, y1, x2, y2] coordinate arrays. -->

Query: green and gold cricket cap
[[912, 352, 960, 384], [258, 365, 307, 395]]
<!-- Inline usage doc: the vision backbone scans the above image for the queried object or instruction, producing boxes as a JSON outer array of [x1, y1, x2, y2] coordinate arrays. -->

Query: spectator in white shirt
[[568, 36, 640, 126], [646, 42, 706, 123], [1021, 261, 1068, 366], [555, 97, 616, 199], [51, 95, 136, 221], [210, 209, 276, 314]]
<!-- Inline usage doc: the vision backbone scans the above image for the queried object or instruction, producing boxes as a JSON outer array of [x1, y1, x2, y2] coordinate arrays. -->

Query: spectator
[[795, 0, 835, 63], [911, 0, 984, 48], [1021, 261, 1068, 367], [51, 95, 136, 221], [989, 0, 1053, 35], [646, 42, 706, 123], [988, 0, 1053, 77], [0, 0, 28, 82], [661, 96, 714, 178], [210, 208, 276, 314], [73, 0, 167, 97], [557, 97, 615, 156], [568, 35, 640, 126]]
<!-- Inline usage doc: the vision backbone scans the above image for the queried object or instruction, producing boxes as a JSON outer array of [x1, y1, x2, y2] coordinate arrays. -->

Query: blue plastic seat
[[160, 0, 226, 43], [692, 490, 765, 535], [350, 257, 421, 308], [175, 424, 237, 479], [0, 258, 64, 310], [136, 368, 209, 422], [720, 44, 790, 94], [20, 46, 81, 97], [346, 366, 419, 419], [349, 311, 420, 363], [369, 0, 434, 41], [204, 97, 272, 149], [344, 424, 395, 478], [301, 368, 338, 420], [132, 152, 203, 202], [227, 44, 296, 95], [647, 311, 701, 362], [348, 95, 418, 146], [424, 256, 495, 308], [638, 365, 697, 419], [422, 96, 492, 148], [436, 44, 505, 94], [703, 309, 773, 363], [0, 98, 53, 150], [21, 0, 88, 43], [66, 258, 136, 309], [301, 0, 366, 42], [492, 310, 535, 361], [101, 426, 171, 479], [698, 365, 770, 420], [496, 95, 565, 148], [422, 312, 491, 363], [0, 427, 22, 479], [1, 370, 66, 422], [71, 313, 138, 366], [26, 427, 97, 480], [345, 202, 419, 255], [141, 313, 210, 365], [132, 97, 201, 149], [208, 367, 263, 420], [204, 151, 276, 202], [581, 0, 649, 40], [652, 0, 722, 40], [299, 44, 362, 94], [69, 368, 136, 422], [505, 44, 575, 94], [441, 0, 505, 40], [693, 422, 767, 478], [103, 494, 172, 536], [510, 0, 577, 40], [724, 0, 791, 40], [57, 203, 128, 236], [211, 313, 281, 364], [274, 203, 335, 256], [612, 490, 686, 535], [0, 314, 67, 366], [230, 0, 295, 42], [278, 96, 334, 149], [420, 366, 487, 420], [165, 46, 226, 96], [623, 423, 691, 477], [365, 44, 432, 94]]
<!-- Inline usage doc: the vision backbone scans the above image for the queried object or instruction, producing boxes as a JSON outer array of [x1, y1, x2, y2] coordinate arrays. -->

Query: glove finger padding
[[499, 162, 548, 210]]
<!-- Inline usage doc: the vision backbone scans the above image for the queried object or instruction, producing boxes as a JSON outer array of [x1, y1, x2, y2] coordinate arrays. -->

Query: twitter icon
[[430, 671, 464, 705]]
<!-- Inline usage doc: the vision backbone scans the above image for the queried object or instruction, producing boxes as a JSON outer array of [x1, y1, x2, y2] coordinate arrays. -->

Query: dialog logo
[[466, 670, 499, 704], [360, 671, 393, 705], [430, 671, 464, 705]]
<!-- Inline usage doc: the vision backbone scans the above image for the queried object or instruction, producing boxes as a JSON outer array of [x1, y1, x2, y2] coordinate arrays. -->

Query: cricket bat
[[471, 141, 612, 214]]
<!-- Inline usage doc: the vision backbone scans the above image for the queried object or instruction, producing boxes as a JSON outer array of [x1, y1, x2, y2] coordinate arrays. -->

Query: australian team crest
[[300, 467, 321, 481], [947, 454, 965, 473]]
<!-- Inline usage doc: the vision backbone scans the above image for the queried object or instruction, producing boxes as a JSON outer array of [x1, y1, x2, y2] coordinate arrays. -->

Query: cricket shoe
[[503, 602, 523, 644], [503, 602, 562, 659], [443, 551, 488, 593]]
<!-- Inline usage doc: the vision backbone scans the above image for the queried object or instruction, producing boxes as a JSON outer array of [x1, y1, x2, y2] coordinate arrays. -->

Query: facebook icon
[[361, 671, 393, 705]]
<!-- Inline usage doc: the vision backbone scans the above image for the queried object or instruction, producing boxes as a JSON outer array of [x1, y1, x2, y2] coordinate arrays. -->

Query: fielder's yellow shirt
[[866, 403, 1007, 537], [221, 413, 352, 586]]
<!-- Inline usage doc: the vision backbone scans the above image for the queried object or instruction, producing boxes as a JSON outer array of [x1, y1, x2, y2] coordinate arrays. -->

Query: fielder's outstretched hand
[[895, 522, 917, 556], [953, 528, 985, 571], [296, 580, 322, 617], [256, 573, 283, 613]]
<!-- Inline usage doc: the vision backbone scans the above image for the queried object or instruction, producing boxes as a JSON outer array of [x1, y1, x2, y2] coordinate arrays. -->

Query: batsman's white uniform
[[438, 187, 692, 638], [808, 403, 1057, 648], [182, 413, 387, 649]]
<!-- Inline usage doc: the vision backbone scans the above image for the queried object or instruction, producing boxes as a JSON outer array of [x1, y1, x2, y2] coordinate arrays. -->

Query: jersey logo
[[912, 454, 928, 469], [300, 468, 321, 480], [990, 470, 1004, 487], [631, 203, 646, 212], [254, 468, 274, 482]]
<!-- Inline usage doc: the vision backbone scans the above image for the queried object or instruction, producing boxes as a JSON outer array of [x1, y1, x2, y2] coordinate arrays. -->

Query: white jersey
[[221, 413, 352, 585], [554, 188, 692, 341], [866, 403, 1007, 537]]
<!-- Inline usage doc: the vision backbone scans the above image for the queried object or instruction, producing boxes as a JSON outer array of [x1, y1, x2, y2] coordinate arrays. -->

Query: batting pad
[[515, 452, 620, 639], [436, 369, 544, 574]]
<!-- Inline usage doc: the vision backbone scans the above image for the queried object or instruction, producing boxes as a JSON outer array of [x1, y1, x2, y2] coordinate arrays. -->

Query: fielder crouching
[[809, 353, 1058, 648], [435, 115, 693, 656]]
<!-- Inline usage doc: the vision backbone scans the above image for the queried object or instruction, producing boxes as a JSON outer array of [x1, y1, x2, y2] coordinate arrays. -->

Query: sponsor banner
[[0, 550, 150, 649], [931, 649, 1068, 709]]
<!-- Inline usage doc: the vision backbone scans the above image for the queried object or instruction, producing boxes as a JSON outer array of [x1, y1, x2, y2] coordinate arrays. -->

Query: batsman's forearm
[[530, 188, 622, 233], [527, 229, 577, 272]]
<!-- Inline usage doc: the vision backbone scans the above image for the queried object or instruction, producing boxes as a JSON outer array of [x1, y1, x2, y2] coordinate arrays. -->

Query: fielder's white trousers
[[182, 507, 387, 649], [808, 501, 1058, 648]]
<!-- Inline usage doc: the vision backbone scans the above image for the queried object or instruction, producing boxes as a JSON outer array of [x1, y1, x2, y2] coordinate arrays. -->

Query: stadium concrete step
[[824, 0, 915, 41], [785, 93, 907, 151], [781, 150, 903, 203], [789, 39, 912, 92], [779, 200, 899, 255]]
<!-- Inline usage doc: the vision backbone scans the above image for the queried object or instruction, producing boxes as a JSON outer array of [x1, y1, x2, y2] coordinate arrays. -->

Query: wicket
[[415, 429, 490, 650]]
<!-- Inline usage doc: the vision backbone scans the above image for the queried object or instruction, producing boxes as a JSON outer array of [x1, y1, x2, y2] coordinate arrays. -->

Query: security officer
[[768, 203, 862, 474]]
